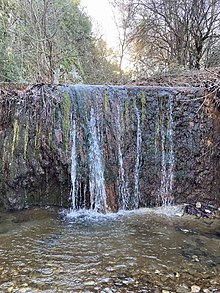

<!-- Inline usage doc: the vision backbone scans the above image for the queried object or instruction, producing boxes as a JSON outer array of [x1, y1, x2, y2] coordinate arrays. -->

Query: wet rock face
[[0, 85, 71, 210], [0, 85, 219, 211]]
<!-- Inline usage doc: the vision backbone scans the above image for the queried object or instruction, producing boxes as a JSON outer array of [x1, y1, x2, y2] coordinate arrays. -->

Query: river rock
[[192, 255, 199, 262], [191, 285, 201, 292], [196, 202, 202, 209], [101, 288, 114, 293], [84, 281, 96, 286]]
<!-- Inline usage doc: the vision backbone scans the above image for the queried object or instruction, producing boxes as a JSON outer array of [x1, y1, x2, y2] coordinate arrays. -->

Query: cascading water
[[116, 105, 129, 210], [133, 104, 142, 209], [159, 95, 175, 206], [167, 95, 175, 200], [88, 107, 107, 213], [2, 83, 213, 218], [70, 117, 77, 210], [160, 110, 167, 204], [66, 86, 177, 213]]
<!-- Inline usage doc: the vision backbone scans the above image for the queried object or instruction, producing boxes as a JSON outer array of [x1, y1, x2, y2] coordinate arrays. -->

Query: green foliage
[[0, 0, 122, 84], [0, 0, 20, 81]]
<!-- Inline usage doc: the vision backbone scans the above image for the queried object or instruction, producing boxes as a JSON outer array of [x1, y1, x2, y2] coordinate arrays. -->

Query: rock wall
[[0, 84, 219, 211]]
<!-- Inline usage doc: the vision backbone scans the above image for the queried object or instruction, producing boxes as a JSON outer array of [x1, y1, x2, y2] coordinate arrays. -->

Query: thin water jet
[[159, 95, 175, 206]]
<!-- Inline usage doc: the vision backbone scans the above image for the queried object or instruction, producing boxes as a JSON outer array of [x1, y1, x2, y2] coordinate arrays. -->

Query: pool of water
[[0, 206, 219, 292]]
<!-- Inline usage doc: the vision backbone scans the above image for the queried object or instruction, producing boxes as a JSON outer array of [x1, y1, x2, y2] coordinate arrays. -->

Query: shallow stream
[[0, 206, 219, 292]]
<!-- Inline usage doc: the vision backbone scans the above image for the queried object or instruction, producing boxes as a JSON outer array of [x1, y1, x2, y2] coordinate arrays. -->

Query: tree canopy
[[0, 0, 121, 84], [110, 0, 220, 78]]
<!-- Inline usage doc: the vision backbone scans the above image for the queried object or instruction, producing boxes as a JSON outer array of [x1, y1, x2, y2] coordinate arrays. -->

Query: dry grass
[[130, 67, 220, 88]]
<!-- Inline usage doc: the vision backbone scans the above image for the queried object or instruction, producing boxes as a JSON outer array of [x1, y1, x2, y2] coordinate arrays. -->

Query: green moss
[[62, 91, 71, 155], [155, 99, 163, 151], [11, 119, 19, 159], [103, 91, 109, 114], [34, 122, 41, 150], [24, 120, 29, 159]]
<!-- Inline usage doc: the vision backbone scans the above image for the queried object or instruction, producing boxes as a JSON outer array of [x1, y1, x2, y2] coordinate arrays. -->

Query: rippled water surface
[[0, 207, 219, 292]]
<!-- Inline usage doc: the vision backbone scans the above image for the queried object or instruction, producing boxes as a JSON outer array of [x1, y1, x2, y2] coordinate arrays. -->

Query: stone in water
[[196, 202, 201, 209], [191, 285, 201, 292]]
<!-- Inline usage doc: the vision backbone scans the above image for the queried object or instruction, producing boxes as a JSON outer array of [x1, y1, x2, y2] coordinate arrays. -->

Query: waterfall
[[134, 105, 142, 209], [159, 95, 175, 206], [67, 86, 176, 213], [88, 108, 107, 213], [117, 105, 129, 210], [168, 95, 174, 200], [70, 117, 77, 210], [160, 110, 167, 204]]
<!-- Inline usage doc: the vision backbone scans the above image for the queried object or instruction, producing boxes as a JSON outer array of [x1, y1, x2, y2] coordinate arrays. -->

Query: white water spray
[[159, 95, 175, 206], [70, 117, 77, 210], [88, 108, 107, 213], [116, 105, 129, 209]]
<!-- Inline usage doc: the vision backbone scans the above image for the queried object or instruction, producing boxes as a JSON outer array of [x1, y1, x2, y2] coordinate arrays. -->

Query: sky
[[80, 0, 118, 49]]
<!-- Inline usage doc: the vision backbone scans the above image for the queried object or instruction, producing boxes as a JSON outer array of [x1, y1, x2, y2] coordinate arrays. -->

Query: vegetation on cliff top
[[110, 0, 220, 80], [1, 0, 220, 85], [0, 0, 122, 84]]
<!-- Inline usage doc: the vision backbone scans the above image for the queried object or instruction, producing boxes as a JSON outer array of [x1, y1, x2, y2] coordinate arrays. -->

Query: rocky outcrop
[[0, 84, 219, 211]]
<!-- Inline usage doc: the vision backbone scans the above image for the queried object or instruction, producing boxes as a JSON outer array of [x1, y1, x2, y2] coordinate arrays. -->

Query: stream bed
[[0, 206, 219, 292]]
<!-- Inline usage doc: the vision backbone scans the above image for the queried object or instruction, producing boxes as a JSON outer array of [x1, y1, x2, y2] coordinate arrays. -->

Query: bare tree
[[109, 0, 135, 75], [113, 0, 220, 73], [188, 0, 220, 68]]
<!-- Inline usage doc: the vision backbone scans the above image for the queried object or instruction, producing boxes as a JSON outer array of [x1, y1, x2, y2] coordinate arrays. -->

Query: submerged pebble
[[84, 281, 96, 286], [191, 285, 201, 292], [101, 288, 114, 293]]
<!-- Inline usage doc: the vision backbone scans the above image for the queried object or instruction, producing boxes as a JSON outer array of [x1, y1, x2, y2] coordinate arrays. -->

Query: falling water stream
[[70, 117, 76, 210], [88, 108, 107, 213], [167, 95, 175, 201], [67, 87, 177, 211], [117, 105, 129, 210], [159, 95, 175, 206]]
